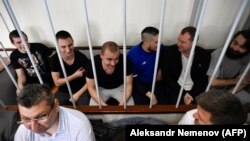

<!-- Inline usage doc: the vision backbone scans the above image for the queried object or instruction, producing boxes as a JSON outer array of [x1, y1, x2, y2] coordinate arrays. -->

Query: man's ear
[[100, 52, 104, 59]]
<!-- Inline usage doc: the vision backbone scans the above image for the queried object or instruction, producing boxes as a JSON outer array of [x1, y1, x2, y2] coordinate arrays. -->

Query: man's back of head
[[195, 90, 248, 124]]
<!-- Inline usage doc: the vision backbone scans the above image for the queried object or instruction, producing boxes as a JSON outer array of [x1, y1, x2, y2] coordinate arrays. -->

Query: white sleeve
[[178, 109, 197, 125]]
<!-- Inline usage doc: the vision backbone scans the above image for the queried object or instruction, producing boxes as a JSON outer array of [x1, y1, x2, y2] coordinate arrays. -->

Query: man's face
[[226, 34, 248, 59], [100, 49, 120, 74], [18, 100, 58, 133], [146, 35, 159, 52], [177, 33, 193, 54], [11, 37, 29, 53], [193, 105, 213, 125], [57, 37, 74, 58]]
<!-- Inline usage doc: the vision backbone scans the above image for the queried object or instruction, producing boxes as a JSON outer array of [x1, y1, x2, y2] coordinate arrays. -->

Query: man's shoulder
[[162, 44, 179, 56], [10, 49, 20, 56], [60, 107, 87, 120], [242, 52, 250, 61], [75, 50, 88, 60], [165, 44, 178, 51], [211, 48, 222, 55], [195, 46, 211, 57], [30, 42, 48, 48], [14, 124, 29, 140], [50, 53, 59, 61], [178, 109, 197, 125]]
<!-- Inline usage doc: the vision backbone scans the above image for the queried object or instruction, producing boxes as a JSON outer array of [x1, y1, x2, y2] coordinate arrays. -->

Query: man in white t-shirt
[[178, 90, 247, 125]]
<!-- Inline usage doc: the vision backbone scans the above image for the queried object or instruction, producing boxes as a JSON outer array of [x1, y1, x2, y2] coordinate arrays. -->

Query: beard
[[225, 47, 249, 59]]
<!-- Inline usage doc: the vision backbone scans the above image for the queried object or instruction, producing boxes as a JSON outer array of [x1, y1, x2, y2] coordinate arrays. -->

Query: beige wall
[[0, 0, 250, 57]]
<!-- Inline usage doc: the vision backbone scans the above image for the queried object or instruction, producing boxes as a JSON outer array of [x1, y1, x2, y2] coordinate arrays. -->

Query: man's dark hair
[[180, 26, 197, 41], [9, 30, 28, 43], [233, 30, 250, 51], [16, 84, 54, 108], [56, 30, 72, 41], [195, 90, 247, 124], [141, 26, 159, 41]]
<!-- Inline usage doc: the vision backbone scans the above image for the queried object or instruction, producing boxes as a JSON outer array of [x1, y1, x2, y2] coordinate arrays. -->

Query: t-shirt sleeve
[[40, 43, 53, 57], [85, 60, 94, 79], [206, 49, 220, 77], [10, 51, 22, 69], [78, 51, 89, 68], [126, 58, 133, 76], [49, 54, 61, 72]]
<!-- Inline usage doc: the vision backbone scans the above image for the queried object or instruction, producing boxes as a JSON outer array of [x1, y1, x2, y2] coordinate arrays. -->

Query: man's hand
[[69, 94, 80, 103], [73, 67, 85, 79], [184, 93, 193, 105], [146, 91, 158, 105]]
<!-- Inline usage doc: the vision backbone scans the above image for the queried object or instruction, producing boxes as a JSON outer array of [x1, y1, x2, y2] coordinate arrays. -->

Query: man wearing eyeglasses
[[14, 84, 95, 141]]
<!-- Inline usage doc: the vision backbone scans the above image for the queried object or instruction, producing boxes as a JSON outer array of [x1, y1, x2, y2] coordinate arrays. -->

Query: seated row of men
[[9, 84, 247, 140], [8, 26, 250, 106]]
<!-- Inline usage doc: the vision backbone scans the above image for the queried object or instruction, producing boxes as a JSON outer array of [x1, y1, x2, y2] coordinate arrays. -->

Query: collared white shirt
[[14, 107, 95, 141], [178, 54, 194, 91]]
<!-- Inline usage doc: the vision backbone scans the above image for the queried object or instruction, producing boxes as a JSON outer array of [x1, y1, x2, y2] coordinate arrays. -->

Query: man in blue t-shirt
[[127, 26, 164, 105]]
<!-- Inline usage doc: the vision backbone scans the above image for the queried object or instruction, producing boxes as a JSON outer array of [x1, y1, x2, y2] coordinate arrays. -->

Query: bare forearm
[[54, 74, 77, 86], [228, 84, 248, 94], [88, 88, 107, 106], [119, 80, 133, 105], [210, 77, 237, 86], [74, 84, 88, 97]]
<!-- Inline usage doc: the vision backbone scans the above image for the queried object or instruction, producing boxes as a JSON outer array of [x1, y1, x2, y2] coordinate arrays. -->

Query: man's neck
[[45, 114, 59, 136], [182, 51, 190, 58], [62, 54, 74, 65], [142, 43, 150, 53]]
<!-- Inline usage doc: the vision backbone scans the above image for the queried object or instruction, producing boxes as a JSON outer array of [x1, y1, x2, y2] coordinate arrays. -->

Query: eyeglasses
[[17, 103, 54, 125]]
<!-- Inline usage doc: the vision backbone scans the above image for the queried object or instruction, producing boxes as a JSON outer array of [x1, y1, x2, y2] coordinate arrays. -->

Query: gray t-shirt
[[207, 48, 250, 79]]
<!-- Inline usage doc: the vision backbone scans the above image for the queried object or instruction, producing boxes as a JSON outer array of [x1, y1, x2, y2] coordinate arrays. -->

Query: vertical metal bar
[[0, 42, 10, 61], [189, 0, 203, 27], [3, 0, 44, 84], [243, 11, 250, 30], [122, 0, 127, 109], [206, 0, 248, 91], [232, 61, 250, 94], [150, 0, 166, 109], [0, 54, 20, 92], [176, 0, 208, 108], [0, 13, 10, 33], [82, 0, 102, 109], [0, 98, 7, 109], [42, 0, 76, 108]]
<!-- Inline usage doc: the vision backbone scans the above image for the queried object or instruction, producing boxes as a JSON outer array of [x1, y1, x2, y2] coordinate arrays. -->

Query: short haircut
[[141, 26, 159, 42], [56, 30, 72, 41], [101, 41, 119, 54], [16, 84, 54, 108], [180, 26, 197, 41], [195, 90, 247, 124], [233, 30, 250, 51], [9, 30, 28, 43]]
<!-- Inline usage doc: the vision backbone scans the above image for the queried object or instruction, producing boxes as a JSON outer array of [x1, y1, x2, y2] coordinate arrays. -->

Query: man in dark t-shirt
[[86, 41, 134, 106], [9, 30, 54, 95], [50, 30, 90, 105]]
